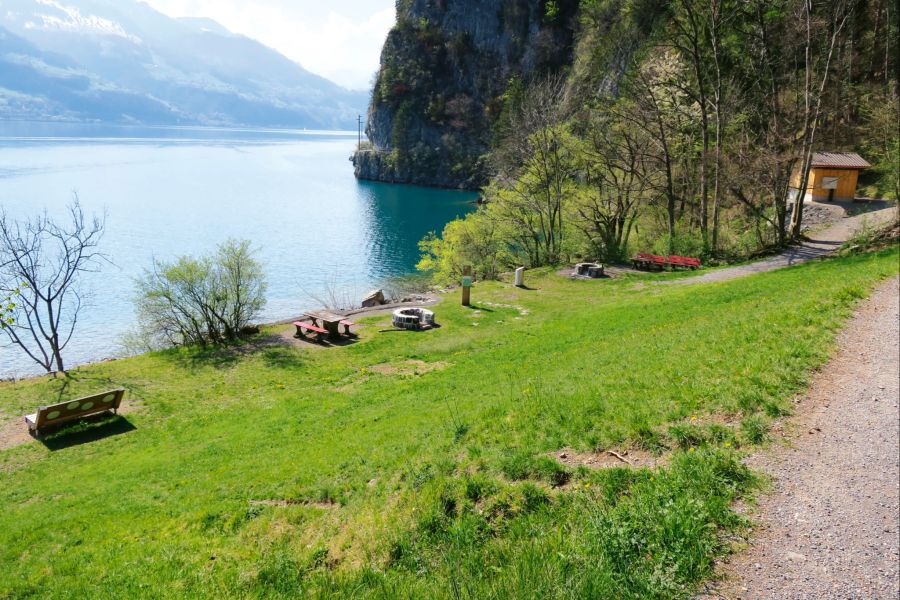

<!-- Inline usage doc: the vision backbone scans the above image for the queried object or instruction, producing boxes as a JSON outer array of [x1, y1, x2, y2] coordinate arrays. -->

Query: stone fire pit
[[392, 307, 436, 330], [574, 262, 605, 278]]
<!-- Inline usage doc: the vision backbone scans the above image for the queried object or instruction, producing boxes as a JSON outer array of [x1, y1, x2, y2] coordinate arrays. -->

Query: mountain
[[351, 0, 580, 189], [0, 0, 368, 128]]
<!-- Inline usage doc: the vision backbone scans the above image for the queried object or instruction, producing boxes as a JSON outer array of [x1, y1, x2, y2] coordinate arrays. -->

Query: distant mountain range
[[0, 0, 368, 129]]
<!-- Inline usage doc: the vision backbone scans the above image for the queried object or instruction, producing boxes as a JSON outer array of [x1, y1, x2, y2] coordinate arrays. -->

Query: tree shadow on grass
[[38, 414, 136, 451], [259, 346, 306, 370], [163, 334, 306, 371]]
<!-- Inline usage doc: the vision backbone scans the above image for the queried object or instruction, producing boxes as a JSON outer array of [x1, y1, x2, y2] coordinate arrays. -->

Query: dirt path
[[703, 277, 900, 599], [670, 206, 897, 286]]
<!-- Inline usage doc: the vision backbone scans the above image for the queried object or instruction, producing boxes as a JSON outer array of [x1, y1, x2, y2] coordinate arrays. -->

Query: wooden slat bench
[[338, 319, 356, 335], [633, 253, 669, 270], [293, 320, 327, 343], [25, 388, 126, 437], [633, 253, 701, 270], [668, 255, 702, 269]]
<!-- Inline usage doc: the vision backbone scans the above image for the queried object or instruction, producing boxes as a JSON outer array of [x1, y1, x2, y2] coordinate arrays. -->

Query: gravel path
[[703, 277, 900, 599], [669, 206, 897, 286]]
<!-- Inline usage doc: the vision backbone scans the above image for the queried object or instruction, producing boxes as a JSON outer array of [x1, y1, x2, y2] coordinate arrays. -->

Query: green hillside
[[1, 248, 897, 598]]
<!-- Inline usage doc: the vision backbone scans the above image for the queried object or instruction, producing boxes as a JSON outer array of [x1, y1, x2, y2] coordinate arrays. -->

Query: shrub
[[134, 239, 267, 347]]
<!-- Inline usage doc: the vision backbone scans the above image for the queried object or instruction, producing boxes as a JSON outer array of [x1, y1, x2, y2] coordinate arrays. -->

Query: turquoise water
[[0, 124, 475, 377]]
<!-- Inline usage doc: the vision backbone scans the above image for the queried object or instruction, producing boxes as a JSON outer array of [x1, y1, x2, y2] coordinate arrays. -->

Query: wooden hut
[[792, 152, 871, 202]]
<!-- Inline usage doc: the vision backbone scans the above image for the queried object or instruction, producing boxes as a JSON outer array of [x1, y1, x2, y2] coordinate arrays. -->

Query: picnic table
[[303, 311, 354, 340]]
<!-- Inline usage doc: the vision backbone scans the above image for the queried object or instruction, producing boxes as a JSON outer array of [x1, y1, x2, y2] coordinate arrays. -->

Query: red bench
[[632, 253, 701, 270], [293, 321, 327, 343], [338, 319, 355, 335], [633, 253, 669, 270], [668, 255, 701, 269]]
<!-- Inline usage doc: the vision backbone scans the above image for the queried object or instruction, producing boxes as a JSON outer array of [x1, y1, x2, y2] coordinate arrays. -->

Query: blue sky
[[141, 0, 395, 89]]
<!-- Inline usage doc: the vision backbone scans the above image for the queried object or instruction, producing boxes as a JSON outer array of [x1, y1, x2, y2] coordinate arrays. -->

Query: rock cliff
[[352, 0, 579, 189]]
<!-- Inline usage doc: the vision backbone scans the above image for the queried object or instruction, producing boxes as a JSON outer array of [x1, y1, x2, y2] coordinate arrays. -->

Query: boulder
[[361, 289, 386, 308]]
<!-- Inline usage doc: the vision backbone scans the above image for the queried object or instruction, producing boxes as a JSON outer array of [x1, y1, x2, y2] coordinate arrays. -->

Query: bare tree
[[0, 200, 106, 374], [616, 50, 700, 253], [490, 75, 577, 266], [787, 0, 856, 238], [574, 114, 652, 261]]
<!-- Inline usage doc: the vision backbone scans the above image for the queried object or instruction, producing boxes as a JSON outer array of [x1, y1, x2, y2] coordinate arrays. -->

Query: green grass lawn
[[1, 248, 897, 599]]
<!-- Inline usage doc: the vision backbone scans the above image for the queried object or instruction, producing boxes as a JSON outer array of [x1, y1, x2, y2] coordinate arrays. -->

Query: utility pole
[[357, 114, 363, 151]]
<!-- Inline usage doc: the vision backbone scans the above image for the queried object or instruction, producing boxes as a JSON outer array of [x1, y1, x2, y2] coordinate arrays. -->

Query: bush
[[134, 239, 267, 347]]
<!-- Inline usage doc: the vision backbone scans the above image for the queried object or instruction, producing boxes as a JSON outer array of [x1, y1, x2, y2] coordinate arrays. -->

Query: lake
[[0, 123, 475, 378]]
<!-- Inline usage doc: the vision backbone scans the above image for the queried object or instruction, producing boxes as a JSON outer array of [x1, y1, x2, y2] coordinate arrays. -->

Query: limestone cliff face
[[352, 0, 578, 189]]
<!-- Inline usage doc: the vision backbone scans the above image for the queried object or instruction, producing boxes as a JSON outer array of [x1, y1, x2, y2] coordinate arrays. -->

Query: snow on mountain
[[0, 0, 369, 128]]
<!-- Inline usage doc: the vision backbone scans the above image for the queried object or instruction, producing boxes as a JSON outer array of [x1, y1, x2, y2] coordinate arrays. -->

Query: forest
[[414, 0, 898, 282]]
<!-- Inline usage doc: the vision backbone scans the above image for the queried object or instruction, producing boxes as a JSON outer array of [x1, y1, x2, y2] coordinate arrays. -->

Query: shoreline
[[0, 293, 445, 384]]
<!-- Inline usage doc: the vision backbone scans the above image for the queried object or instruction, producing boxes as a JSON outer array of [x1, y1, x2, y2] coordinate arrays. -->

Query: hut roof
[[811, 152, 871, 169]]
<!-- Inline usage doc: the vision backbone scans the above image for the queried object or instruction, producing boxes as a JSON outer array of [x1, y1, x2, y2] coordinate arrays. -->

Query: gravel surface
[[701, 277, 900, 599], [668, 206, 897, 286]]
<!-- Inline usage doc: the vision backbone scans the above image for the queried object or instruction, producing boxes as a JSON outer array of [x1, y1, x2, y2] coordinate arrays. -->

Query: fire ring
[[392, 307, 435, 330]]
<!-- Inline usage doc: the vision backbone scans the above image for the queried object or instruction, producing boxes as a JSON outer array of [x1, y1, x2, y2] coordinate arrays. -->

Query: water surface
[[0, 123, 474, 377]]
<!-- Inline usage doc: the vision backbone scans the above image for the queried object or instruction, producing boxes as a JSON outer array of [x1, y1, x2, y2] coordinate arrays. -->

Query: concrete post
[[514, 267, 525, 287]]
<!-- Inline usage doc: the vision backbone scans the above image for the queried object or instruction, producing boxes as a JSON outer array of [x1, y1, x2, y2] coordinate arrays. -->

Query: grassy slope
[[0, 248, 897, 599]]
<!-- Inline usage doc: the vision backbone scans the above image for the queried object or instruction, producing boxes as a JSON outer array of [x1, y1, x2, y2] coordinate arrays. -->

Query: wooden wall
[[791, 167, 861, 201]]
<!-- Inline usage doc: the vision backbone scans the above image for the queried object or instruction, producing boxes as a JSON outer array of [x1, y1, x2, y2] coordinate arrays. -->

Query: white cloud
[[140, 0, 395, 89]]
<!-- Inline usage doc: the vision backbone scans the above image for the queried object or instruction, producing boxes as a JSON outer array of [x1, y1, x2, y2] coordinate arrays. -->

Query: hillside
[[360, 0, 897, 280], [0, 248, 897, 597], [0, 0, 368, 128]]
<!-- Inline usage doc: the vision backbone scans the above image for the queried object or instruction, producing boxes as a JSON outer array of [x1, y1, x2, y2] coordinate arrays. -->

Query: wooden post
[[461, 266, 472, 306]]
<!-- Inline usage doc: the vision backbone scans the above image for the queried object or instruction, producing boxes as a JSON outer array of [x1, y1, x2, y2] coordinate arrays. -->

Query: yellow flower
[[689, 447, 696, 452]]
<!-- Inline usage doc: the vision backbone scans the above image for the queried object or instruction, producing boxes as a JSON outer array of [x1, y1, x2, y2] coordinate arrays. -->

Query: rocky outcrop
[[352, 0, 579, 189]]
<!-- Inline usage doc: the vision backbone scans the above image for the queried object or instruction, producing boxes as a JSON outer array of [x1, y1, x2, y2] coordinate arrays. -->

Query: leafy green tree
[[418, 211, 502, 285], [860, 86, 899, 200], [135, 239, 267, 348]]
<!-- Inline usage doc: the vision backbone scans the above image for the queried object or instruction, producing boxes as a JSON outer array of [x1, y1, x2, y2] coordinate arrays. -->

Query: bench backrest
[[669, 255, 701, 266], [35, 389, 125, 430]]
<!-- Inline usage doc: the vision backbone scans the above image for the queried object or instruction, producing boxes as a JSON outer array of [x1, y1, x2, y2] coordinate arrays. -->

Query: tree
[[860, 86, 899, 200], [787, 0, 856, 238], [417, 210, 502, 284], [573, 113, 652, 261], [135, 239, 267, 348], [617, 49, 700, 253], [490, 76, 578, 266], [0, 200, 106, 374]]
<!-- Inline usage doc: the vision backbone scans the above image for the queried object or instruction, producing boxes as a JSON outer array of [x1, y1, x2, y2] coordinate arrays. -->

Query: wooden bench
[[633, 253, 701, 270], [293, 320, 327, 343], [25, 388, 126, 437], [339, 319, 355, 335], [668, 255, 701, 269], [633, 253, 669, 270]]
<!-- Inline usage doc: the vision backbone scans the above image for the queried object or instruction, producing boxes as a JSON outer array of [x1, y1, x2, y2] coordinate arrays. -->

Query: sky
[[141, 0, 395, 90]]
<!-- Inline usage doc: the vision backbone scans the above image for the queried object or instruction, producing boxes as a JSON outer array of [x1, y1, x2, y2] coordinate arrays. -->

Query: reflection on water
[[0, 124, 476, 377]]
